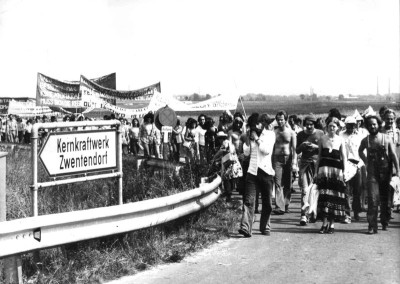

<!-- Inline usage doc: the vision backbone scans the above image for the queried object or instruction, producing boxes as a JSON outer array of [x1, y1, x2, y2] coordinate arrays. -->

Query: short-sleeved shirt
[[297, 129, 324, 162]]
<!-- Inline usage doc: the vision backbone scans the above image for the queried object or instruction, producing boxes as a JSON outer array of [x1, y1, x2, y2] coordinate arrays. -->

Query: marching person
[[196, 114, 207, 164], [296, 114, 324, 225], [212, 131, 242, 202], [272, 110, 297, 214], [314, 117, 347, 234], [340, 116, 364, 223], [359, 115, 400, 234], [238, 113, 275, 237]]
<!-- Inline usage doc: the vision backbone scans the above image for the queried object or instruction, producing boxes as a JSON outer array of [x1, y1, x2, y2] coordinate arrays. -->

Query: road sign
[[39, 129, 118, 177], [161, 126, 173, 143]]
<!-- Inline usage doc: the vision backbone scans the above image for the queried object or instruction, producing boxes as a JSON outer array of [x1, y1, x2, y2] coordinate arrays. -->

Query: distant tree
[[338, 94, 344, 101], [326, 96, 331, 101], [192, 93, 201, 101], [205, 94, 212, 100], [300, 94, 305, 100]]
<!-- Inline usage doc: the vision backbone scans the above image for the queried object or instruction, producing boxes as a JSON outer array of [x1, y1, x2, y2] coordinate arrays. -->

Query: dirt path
[[107, 184, 400, 284]]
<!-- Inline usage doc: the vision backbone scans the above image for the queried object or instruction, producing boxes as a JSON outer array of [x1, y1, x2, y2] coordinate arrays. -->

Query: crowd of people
[[2, 106, 400, 236]]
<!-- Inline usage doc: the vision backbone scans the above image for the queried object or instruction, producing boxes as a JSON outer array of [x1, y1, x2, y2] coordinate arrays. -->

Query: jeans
[[273, 155, 292, 211], [239, 169, 274, 235], [298, 159, 316, 216], [345, 167, 362, 217], [367, 175, 392, 230]]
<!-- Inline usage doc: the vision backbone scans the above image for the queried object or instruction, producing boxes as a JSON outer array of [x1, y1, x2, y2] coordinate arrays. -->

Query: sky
[[0, 0, 399, 98]]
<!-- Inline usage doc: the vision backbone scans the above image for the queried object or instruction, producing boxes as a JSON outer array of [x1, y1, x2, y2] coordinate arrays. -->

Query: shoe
[[382, 225, 388, 231], [238, 228, 251, 238], [368, 228, 374, 234], [285, 209, 291, 213], [319, 225, 328, 234], [272, 209, 285, 215], [326, 226, 334, 234], [342, 216, 351, 224], [261, 231, 271, 236], [300, 216, 308, 226]]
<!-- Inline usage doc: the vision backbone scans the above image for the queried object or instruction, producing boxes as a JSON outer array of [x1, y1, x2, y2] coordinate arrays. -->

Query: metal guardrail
[[0, 175, 221, 258]]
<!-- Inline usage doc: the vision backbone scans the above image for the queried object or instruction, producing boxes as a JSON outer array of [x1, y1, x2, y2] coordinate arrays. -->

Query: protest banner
[[36, 73, 117, 110], [79, 75, 161, 108], [8, 100, 54, 117]]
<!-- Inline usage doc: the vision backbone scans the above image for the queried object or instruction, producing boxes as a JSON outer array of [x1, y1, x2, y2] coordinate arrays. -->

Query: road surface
[[107, 184, 400, 284]]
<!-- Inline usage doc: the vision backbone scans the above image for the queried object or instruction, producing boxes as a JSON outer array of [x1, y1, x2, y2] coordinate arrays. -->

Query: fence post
[[0, 152, 22, 284]]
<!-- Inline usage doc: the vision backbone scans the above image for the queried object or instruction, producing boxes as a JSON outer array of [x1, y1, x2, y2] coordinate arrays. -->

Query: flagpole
[[239, 95, 247, 120]]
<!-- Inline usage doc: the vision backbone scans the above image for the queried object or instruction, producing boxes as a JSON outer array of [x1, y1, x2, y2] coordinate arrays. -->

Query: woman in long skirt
[[314, 117, 347, 234]]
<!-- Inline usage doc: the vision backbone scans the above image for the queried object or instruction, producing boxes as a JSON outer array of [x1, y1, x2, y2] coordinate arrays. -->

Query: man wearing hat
[[296, 114, 324, 225], [238, 113, 275, 237], [340, 116, 364, 223]]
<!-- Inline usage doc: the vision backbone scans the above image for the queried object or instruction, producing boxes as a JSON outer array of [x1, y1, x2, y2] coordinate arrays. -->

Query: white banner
[[8, 100, 55, 117], [148, 92, 240, 112]]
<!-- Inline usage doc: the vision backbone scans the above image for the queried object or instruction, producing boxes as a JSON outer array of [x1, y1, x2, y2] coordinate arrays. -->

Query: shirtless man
[[273, 110, 297, 214], [359, 115, 399, 234]]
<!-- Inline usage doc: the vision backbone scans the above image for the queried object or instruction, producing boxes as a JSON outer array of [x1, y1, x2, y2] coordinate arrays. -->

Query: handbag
[[222, 152, 235, 167], [183, 140, 192, 149], [308, 183, 319, 218], [391, 176, 400, 206]]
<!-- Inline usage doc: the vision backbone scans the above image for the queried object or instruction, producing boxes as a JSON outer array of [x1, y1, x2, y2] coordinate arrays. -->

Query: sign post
[[30, 120, 122, 274]]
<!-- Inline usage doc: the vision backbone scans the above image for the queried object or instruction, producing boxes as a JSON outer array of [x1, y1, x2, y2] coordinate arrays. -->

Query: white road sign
[[39, 130, 118, 176]]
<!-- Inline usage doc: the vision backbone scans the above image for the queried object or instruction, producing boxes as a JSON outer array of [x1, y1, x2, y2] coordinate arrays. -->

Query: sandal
[[319, 225, 328, 234], [326, 227, 335, 234]]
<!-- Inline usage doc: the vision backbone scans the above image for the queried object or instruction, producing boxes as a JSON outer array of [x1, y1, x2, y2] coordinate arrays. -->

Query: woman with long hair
[[129, 118, 141, 156], [314, 117, 347, 234]]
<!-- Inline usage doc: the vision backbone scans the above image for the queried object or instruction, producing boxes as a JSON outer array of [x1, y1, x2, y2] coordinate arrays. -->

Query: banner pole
[[239, 95, 247, 120]]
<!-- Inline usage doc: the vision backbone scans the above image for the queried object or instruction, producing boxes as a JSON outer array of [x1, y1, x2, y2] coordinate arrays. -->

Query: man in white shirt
[[340, 116, 364, 223], [238, 113, 275, 237]]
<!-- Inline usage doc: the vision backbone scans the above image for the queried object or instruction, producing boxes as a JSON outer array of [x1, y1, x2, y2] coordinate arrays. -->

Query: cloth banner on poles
[[36, 73, 117, 109], [102, 103, 150, 119], [147, 92, 240, 112], [8, 100, 55, 117], [80, 75, 161, 108]]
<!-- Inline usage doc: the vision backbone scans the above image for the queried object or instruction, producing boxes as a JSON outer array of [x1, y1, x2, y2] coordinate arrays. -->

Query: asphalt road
[[107, 183, 400, 284]]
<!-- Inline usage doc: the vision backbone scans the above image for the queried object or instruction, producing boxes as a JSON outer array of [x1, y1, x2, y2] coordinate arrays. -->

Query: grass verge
[[0, 147, 242, 283]]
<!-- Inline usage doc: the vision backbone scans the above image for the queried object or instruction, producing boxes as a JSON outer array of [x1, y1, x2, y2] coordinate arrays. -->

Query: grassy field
[[0, 149, 241, 283], [173, 100, 399, 124], [87, 99, 399, 122]]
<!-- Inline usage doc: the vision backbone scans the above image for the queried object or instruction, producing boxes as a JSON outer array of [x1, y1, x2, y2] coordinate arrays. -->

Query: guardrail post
[[1, 152, 22, 284]]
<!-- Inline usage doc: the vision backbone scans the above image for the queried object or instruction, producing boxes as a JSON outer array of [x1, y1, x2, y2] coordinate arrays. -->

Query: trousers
[[273, 155, 292, 211], [239, 169, 274, 235], [345, 167, 362, 217], [367, 175, 392, 230]]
